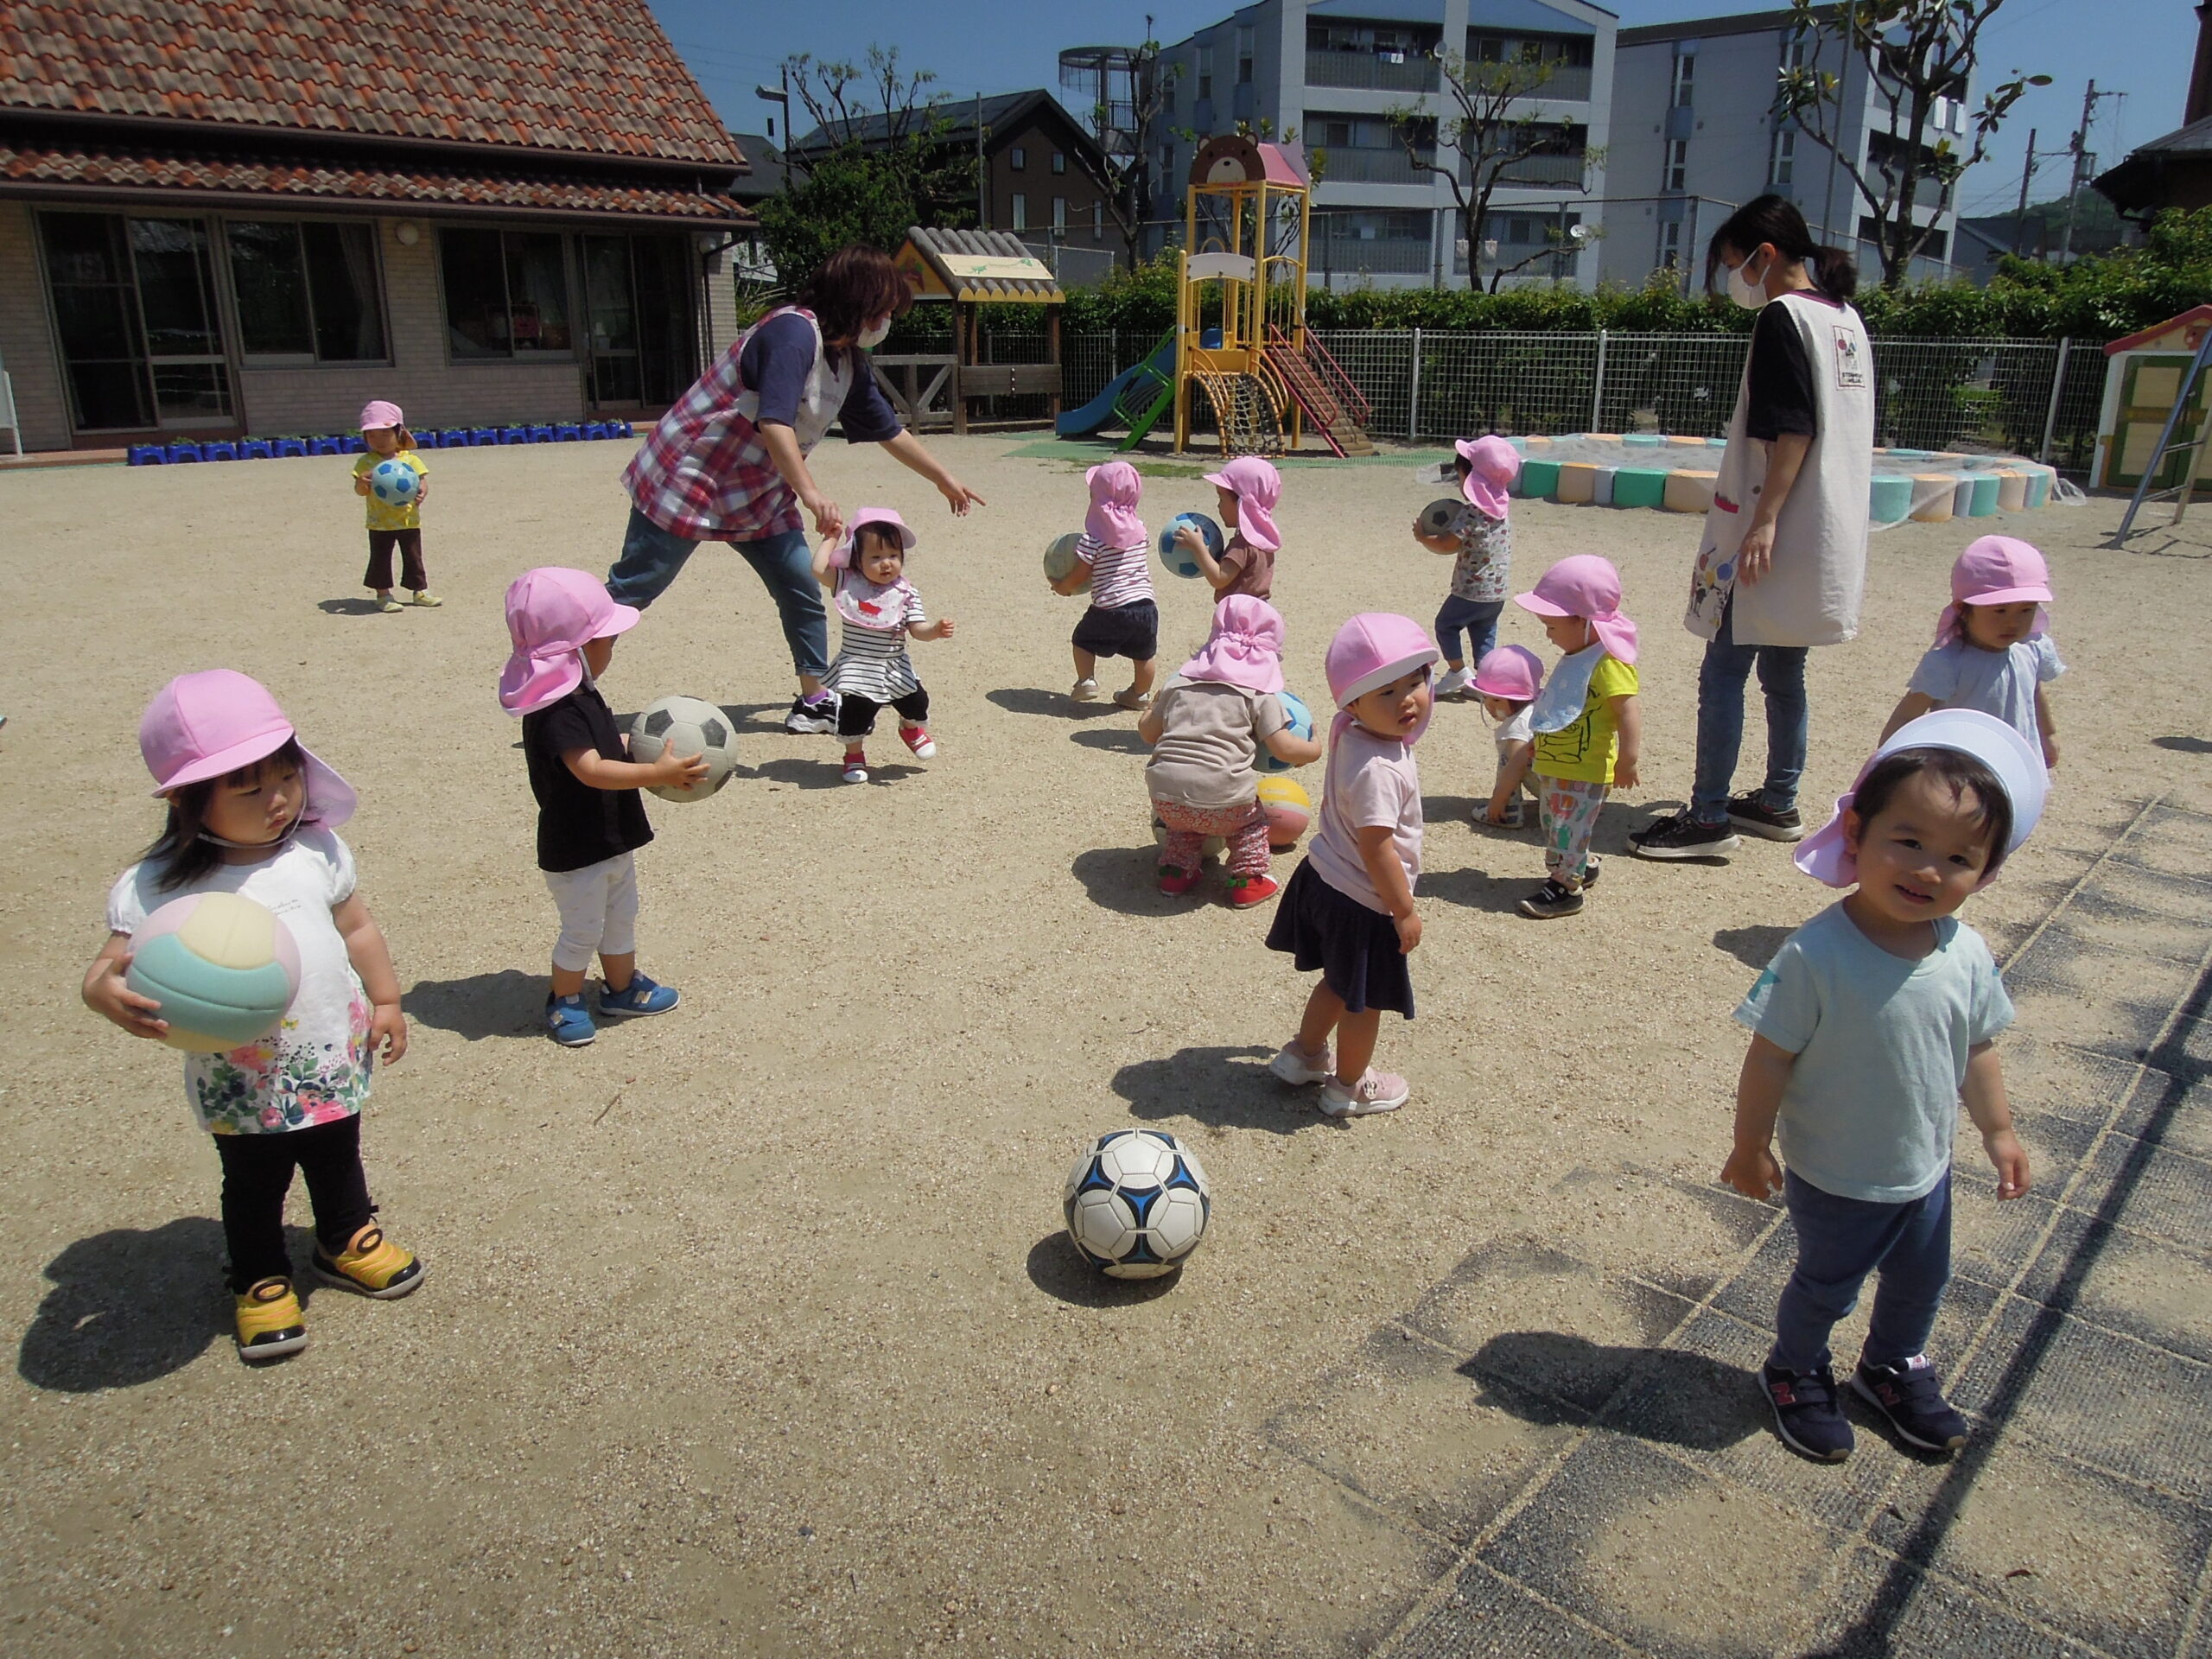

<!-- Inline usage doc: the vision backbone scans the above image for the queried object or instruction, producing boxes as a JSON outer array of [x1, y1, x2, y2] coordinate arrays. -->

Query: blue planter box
[[239, 438, 272, 460], [412, 429, 440, 449], [203, 441, 238, 461], [527, 424, 554, 442], [128, 444, 168, 465], [499, 426, 528, 444], [438, 429, 470, 449], [583, 422, 611, 441], [554, 423, 581, 442], [167, 442, 204, 462], [341, 434, 367, 453], [275, 437, 308, 458], [309, 435, 345, 455], [613, 420, 635, 438]]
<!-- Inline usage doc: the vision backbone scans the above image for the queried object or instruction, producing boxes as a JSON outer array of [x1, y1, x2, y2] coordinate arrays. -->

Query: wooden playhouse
[[883, 228, 1065, 434], [2093, 305, 2212, 492]]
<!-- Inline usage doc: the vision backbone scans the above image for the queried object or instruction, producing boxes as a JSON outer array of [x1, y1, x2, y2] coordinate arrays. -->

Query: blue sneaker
[[546, 993, 596, 1047], [1852, 1355, 1969, 1453], [598, 972, 679, 1018]]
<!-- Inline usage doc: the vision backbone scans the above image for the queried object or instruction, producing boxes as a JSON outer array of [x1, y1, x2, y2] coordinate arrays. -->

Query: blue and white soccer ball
[[1158, 512, 1224, 579], [1063, 1128, 1212, 1279], [1255, 688, 1313, 774], [367, 458, 419, 505]]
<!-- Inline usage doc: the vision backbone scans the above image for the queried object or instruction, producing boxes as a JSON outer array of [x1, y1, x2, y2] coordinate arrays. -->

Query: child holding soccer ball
[[1176, 456, 1281, 601], [1411, 435, 1519, 699], [500, 567, 705, 1048], [1726, 709, 2043, 1464], [81, 671, 422, 1362], [351, 399, 437, 612]]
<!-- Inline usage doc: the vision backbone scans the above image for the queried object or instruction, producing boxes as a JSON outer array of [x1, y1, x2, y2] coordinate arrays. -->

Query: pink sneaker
[[1268, 1039, 1333, 1084], [899, 723, 937, 760], [1319, 1070, 1408, 1116]]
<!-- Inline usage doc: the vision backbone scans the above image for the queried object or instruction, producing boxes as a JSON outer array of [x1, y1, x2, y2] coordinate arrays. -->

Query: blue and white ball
[[1063, 1128, 1212, 1279], [1255, 689, 1314, 774], [1158, 512, 1225, 579], [367, 458, 419, 505]]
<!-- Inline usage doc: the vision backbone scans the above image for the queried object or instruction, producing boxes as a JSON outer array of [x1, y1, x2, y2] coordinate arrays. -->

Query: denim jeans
[[606, 506, 829, 681], [1434, 595, 1503, 668], [1692, 600, 1808, 823], [1770, 1170, 1953, 1375]]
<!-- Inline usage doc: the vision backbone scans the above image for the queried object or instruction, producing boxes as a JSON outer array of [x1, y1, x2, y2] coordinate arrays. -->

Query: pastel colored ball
[[1044, 531, 1089, 594], [1158, 512, 1224, 579], [126, 892, 302, 1053], [367, 458, 419, 505], [1255, 689, 1313, 774], [1257, 775, 1312, 849]]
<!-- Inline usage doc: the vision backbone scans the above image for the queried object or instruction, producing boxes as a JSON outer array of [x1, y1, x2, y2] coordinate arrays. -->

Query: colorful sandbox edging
[[124, 421, 637, 467], [1496, 435, 2064, 528]]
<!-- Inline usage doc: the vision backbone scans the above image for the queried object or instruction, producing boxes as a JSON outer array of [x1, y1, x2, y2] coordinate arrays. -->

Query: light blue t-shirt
[[1734, 902, 2014, 1204], [1907, 634, 2063, 758]]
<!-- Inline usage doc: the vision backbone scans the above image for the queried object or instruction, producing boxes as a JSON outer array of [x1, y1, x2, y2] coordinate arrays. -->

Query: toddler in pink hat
[[1058, 461, 1159, 709], [352, 399, 438, 612], [82, 671, 423, 1361], [503, 568, 706, 1048], [1511, 555, 1642, 919], [1473, 643, 1544, 829], [1138, 596, 1322, 906], [1264, 613, 1438, 1118], [1412, 435, 1521, 699], [1177, 456, 1281, 601], [1881, 535, 2063, 772], [811, 507, 955, 783]]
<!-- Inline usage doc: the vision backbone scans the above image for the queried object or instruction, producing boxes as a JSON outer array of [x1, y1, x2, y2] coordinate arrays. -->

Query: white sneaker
[[1319, 1070, 1408, 1116], [1071, 678, 1100, 702], [1434, 665, 1471, 700], [1268, 1039, 1334, 1084]]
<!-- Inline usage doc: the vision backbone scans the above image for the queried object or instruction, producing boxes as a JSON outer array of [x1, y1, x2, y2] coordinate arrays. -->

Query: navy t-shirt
[[522, 683, 654, 874], [739, 313, 902, 442], [1744, 300, 1818, 442]]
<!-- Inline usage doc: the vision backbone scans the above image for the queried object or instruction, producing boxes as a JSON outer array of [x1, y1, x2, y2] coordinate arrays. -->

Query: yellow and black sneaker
[[311, 1224, 423, 1300], [234, 1276, 308, 1361]]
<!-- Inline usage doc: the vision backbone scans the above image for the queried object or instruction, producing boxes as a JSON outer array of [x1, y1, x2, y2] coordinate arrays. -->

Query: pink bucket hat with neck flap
[[1180, 595, 1287, 694], [139, 670, 356, 828], [1514, 554, 1639, 664], [1085, 461, 1146, 548], [358, 399, 404, 430], [1202, 455, 1282, 553], [1936, 534, 2053, 645], [499, 568, 639, 715], [1455, 435, 1520, 519], [828, 505, 918, 569], [1325, 612, 1440, 745]]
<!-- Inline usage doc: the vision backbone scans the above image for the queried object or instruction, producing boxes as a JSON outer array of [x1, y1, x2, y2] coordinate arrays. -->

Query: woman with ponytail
[[1633, 194, 1875, 862]]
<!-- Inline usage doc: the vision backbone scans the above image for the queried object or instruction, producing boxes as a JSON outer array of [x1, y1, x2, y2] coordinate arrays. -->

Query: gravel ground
[[0, 436, 2202, 1658]]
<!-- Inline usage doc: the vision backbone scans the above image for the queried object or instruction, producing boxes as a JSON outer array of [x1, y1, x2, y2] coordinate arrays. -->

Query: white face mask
[[1726, 252, 1769, 311], [856, 316, 892, 349]]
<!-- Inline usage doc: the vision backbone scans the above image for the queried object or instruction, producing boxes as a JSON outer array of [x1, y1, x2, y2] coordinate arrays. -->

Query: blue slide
[[1056, 332, 1178, 441]]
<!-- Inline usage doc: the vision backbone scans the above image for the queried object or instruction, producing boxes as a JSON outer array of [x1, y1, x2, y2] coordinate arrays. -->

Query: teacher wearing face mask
[[1632, 195, 1873, 862], [607, 244, 986, 734]]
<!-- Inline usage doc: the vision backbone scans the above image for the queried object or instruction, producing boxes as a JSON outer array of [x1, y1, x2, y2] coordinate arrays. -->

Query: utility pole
[[2058, 79, 2120, 264], [976, 91, 986, 228], [2012, 128, 2037, 254]]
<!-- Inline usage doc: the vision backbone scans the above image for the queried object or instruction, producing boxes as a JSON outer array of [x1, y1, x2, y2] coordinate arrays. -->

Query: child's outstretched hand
[[353, 475, 372, 497], [1720, 1142, 1783, 1201], [650, 748, 711, 791], [370, 1002, 408, 1065], [1984, 1126, 2031, 1199], [83, 950, 168, 1040]]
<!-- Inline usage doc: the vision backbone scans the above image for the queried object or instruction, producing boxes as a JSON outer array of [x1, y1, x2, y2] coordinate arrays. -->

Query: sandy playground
[[1, 435, 2209, 1658]]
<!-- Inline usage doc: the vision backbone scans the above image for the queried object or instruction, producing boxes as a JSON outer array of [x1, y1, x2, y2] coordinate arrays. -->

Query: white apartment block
[[1154, 0, 1617, 290], [1602, 7, 1970, 290]]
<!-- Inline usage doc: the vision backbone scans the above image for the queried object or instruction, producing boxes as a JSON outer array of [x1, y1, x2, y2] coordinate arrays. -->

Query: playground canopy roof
[[896, 227, 1065, 305]]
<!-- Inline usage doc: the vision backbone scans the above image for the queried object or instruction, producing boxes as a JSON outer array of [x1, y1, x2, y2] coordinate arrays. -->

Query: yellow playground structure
[[1174, 135, 1374, 459]]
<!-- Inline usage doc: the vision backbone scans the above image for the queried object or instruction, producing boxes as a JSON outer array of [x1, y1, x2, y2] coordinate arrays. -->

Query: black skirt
[[1071, 598, 1160, 661], [1264, 858, 1415, 1019]]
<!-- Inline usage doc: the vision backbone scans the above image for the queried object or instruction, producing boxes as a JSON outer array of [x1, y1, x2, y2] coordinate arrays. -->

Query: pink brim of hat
[[1957, 582, 2053, 607], [1512, 590, 1570, 618], [151, 732, 357, 829]]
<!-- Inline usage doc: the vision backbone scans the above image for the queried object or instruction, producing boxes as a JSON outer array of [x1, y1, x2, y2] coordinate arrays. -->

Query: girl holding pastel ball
[[352, 399, 437, 612], [1881, 535, 2062, 771], [1058, 460, 1160, 709], [1138, 596, 1321, 906], [1178, 456, 1281, 601], [81, 671, 420, 1363], [1265, 613, 1438, 1117], [1412, 435, 1520, 700]]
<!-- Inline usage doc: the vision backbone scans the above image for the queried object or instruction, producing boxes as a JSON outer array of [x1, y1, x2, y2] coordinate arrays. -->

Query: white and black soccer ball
[[1062, 1128, 1211, 1279], [628, 695, 740, 803]]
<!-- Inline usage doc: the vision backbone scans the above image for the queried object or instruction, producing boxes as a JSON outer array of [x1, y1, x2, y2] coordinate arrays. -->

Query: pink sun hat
[[1796, 708, 2046, 890], [499, 568, 640, 715], [1180, 594, 1287, 694], [358, 399, 404, 430], [827, 505, 918, 569], [1472, 643, 1544, 702], [1936, 534, 2053, 645], [1325, 611, 1440, 746], [1201, 455, 1282, 553], [139, 671, 356, 827], [1085, 461, 1146, 548], [1455, 435, 1520, 520], [1514, 555, 1639, 664]]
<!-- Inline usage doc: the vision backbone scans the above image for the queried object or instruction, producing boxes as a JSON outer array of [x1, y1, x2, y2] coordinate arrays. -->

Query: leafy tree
[[1776, 0, 2048, 292]]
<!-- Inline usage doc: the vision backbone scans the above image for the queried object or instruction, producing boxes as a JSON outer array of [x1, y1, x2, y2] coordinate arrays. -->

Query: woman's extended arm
[[758, 421, 842, 541], [880, 429, 986, 515]]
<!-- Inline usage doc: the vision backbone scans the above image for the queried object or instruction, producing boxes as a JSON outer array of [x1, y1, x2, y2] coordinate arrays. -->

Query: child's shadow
[[987, 687, 1118, 721], [1071, 845, 1194, 915], [1112, 1044, 1338, 1135], [752, 756, 917, 791], [1071, 728, 1150, 756], [406, 968, 549, 1039], [16, 1217, 321, 1389], [1419, 862, 1529, 914], [317, 597, 387, 617]]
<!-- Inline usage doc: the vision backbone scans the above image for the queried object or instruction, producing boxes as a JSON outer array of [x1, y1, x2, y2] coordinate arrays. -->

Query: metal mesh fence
[[1060, 327, 2110, 471]]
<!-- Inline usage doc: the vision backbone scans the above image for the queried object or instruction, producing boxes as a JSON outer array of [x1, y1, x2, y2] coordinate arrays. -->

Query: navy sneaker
[[546, 993, 595, 1047], [1630, 811, 1742, 860], [1852, 1355, 1969, 1453], [1518, 878, 1584, 919], [598, 972, 679, 1018], [1726, 791, 1807, 842], [1762, 1362, 1853, 1462], [783, 691, 840, 734]]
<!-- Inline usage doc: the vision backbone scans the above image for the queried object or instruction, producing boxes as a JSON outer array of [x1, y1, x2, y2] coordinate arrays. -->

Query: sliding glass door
[[582, 233, 696, 410], [39, 213, 236, 435]]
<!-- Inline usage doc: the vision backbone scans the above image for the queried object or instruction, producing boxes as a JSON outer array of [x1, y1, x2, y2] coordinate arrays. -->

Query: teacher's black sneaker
[[1851, 1355, 1969, 1453], [1762, 1362, 1853, 1462], [1726, 791, 1807, 842], [1517, 878, 1584, 918], [783, 691, 839, 734], [1630, 811, 1742, 860]]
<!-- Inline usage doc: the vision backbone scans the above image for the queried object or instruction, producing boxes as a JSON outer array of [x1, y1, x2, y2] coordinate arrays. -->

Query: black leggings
[[213, 1116, 375, 1293], [836, 687, 929, 740], [364, 529, 428, 592]]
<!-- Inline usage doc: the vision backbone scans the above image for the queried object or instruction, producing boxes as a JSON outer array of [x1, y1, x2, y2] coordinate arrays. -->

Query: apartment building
[[1602, 7, 1967, 290], [1154, 0, 1616, 290]]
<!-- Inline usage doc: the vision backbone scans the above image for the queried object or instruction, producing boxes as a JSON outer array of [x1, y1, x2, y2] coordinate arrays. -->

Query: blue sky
[[652, 0, 2196, 223]]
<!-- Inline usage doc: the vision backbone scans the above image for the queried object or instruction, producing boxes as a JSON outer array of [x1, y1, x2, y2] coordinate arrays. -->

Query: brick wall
[[0, 203, 75, 452]]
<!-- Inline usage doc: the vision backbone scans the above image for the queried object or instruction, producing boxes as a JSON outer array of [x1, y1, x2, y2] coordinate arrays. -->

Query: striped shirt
[[1081, 534, 1155, 610], [824, 576, 928, 702]]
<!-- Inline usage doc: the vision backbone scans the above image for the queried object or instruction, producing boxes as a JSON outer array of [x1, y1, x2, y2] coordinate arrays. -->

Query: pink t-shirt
[[1306, 722, 1422, 914]]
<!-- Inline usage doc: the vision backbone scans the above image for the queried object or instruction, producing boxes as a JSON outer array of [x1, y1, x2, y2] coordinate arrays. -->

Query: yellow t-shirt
[[1533, 654, 1639, 785], [354, 450, 428, 531]]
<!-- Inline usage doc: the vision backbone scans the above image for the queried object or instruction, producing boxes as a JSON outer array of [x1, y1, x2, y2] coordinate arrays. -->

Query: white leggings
[[545, 852, 639, 972]]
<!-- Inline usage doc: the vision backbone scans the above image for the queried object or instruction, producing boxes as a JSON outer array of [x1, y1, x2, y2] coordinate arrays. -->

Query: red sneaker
[[1227, 874, 1280, 907], [899, 724, 938, 760], [1158, 865, 1200, 895]]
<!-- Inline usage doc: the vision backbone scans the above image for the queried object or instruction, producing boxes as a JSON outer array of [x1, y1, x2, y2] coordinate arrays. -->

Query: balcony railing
[[1313, 233, 1433, 275], [1317, 147, 1432, 185], [1463, 150, 1590, 188], [1522, 62, 1592, 102], [1306, 48, 1440, 92]]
